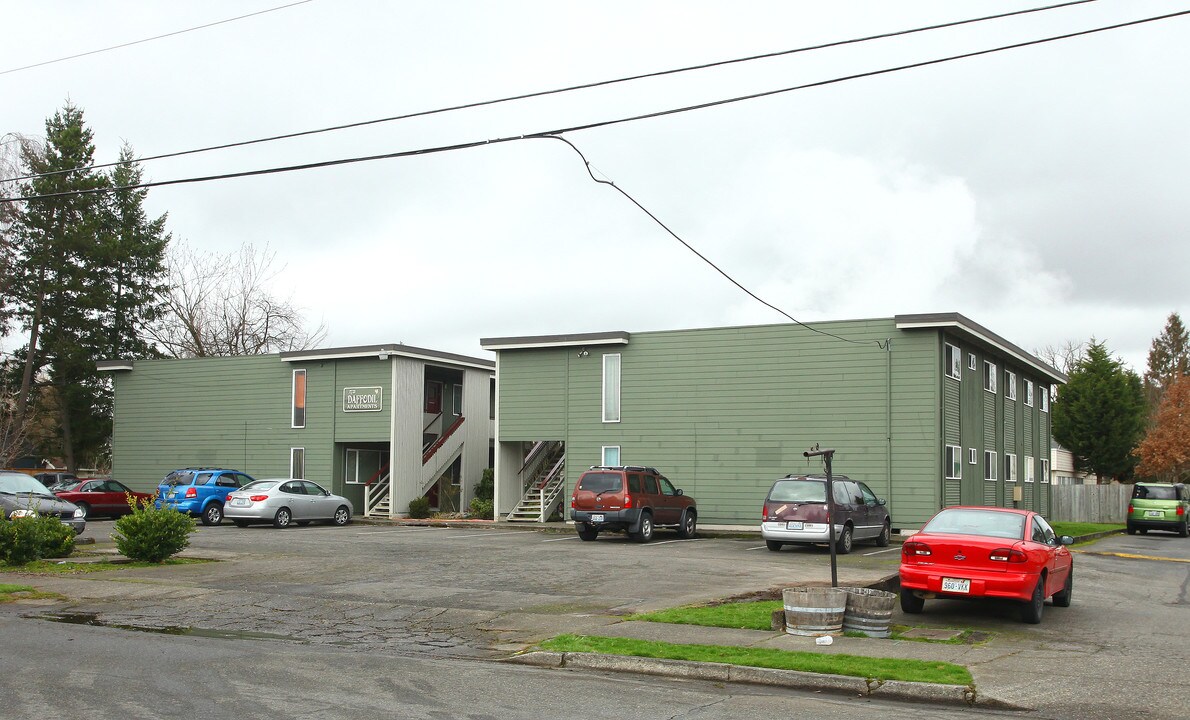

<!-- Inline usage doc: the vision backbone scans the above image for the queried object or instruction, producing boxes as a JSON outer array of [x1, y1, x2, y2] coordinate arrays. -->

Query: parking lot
[[10, 519, 1190, 718]]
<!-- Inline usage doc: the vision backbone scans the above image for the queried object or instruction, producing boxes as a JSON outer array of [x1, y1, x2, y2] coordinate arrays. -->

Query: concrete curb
[[505, 651, 1020, 709]]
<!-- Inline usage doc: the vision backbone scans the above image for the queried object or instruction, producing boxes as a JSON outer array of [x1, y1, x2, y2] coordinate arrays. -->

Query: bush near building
[[0, 515, 75, 566]]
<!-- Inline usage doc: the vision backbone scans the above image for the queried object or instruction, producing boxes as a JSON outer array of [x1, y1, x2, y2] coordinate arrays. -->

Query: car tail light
[[762, 502, 771, 521], [570, 497, 576, 509], [1178, 506, 1186, 516], [1128, 504, 1134, 514], [623, 494, 633, 509], [902, 541, 931, 557], [185, 487, 197, 499], [250, 495, 269, 502], [989, 547, 1028, 563], [226, 493, 233, 502]]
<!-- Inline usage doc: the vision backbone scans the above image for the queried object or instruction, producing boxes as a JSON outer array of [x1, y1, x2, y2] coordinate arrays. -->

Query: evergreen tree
[[1142, 312, 1189, 415], [1052, 340, 1146, 482]]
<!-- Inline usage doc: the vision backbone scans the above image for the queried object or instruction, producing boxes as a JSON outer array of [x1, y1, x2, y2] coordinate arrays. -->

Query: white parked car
[[224, 479, 353, 528]]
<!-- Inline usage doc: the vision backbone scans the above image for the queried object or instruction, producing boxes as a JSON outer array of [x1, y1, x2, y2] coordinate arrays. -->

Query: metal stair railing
[[363, 465, 391, 517]]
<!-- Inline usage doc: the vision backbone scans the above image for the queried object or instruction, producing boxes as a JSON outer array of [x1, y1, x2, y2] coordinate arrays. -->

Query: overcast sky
[[4, 1, 1187, 373]]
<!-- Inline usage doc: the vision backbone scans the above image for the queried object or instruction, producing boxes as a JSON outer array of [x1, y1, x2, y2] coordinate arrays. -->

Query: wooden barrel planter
[[842, 587, 896, 638], [782, 586, 846, 637]]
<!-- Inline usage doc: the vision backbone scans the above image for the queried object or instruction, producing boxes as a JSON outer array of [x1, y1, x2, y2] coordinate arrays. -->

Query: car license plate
[[232, 498, 249, 507], [590, 514, 604, 523], [786, 521, 804, 530], [941, 577, 970, 593], [1145, 510, 1163, 517]]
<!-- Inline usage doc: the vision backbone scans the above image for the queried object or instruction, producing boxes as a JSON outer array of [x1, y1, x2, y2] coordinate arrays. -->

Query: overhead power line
[[4, 6, 1186, 204], [3, 0, 1097, 184], [0, 0, 315, 77]]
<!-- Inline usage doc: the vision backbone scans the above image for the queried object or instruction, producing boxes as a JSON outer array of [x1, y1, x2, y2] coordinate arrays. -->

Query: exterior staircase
[[506, 441, 565, 523], [363, 416, 467, 518]]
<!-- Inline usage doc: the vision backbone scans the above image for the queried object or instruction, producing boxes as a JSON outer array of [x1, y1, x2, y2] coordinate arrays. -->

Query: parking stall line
[[745, 545, 769, 551], [541, 536, 579, 542], [863, 547, 901, 556], [640, 539, 702, 547]]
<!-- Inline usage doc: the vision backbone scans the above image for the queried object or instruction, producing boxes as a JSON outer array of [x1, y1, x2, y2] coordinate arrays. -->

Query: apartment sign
[[343, 387, 383, 413]]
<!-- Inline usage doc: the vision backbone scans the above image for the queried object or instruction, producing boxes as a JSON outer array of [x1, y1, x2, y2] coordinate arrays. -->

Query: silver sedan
[[223, 479, 353, 528]]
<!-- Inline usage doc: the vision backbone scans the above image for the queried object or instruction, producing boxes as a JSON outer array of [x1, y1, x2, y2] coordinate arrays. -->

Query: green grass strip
[[0, 558, 209, 574], [0, 583, 35, 594], [1050, 522, 1122, 538], [540, 634, 972, 686], [629, 600, 781, 631]]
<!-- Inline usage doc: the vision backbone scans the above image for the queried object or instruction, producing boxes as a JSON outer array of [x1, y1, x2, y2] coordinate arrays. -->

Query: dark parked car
[[34, 471, 77, 488], [157, 467, 255, 526], [1126, 482, 1189, 537], [570, 465, 697, 542], [0, 470, 86, 534], [54, 478, 154, 519], [760, 474, 891, 554]]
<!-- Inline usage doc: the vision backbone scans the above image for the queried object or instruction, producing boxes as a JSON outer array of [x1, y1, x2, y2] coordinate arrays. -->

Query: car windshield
[[923, 509, 1026, 540], [240, 480, 279, 491], [577, 473, 621, 493], [0, 473, 56, 496], [1133, 485, 1177, 500], [768, 479, 827, 503]]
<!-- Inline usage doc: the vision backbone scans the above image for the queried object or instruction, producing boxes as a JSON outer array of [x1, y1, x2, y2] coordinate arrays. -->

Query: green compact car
[[1127, 483, 1190, 537]]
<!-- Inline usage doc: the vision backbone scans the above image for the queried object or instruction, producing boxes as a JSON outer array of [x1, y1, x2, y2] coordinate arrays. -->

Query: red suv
[[570, 466, 696, 543]]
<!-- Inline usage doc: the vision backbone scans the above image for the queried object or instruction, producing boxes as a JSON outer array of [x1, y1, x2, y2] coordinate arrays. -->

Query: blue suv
[[157, 467, 255, 526]]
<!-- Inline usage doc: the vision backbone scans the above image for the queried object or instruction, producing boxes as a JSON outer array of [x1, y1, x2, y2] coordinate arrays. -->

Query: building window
[[1005, 370, 1017, 400], [602, 353, 621, 423], [1025, 380, 1034, 407], [968, 352, 977, 371], [452, 383, 463, 415], [1041, 458, 1051, 483], [291, 369, 306, 429], [945, 445, 962, 479], [969, 447, 977, 465], [1040, 386, 1049, 412], [1025, 456, 1035, 483], [1005, 453, 1018, 482], [984, 361, 997, 393], [290, 448, 305, 479], [985, 451, 997, 480], [602, 445, 620, 466], [945, 343, 961, 380]]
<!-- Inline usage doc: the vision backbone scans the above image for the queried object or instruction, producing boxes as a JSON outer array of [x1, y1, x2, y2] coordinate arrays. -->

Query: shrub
[[0, 515, 75, 566], [468, 497, 494, 520], [112, 496, 196, 563], [408, 497, 431, 519], [475, 468, 494, 501]]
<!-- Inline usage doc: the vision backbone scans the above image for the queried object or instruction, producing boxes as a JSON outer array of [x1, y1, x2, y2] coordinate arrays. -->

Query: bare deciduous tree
[[149, 242, 327, 357], [1036, 340, 1086, 376]]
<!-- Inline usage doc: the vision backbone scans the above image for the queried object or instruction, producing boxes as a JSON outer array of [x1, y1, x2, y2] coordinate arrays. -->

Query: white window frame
[[944, 343, 961, 380], [1040, 386, 1049, 413], [984, 361, 997, 393], [1005, 453, 1018, 482], [1025, 380, 1034, 407], [945, 445, 962, 479], [1041, 458, 1051, 484], [969, 447, 977, 465], [290, 447, 305, 479], [968, 352, 977, 371], [984, 451, 997, 481], [601, 445, 620, 467], [291, 369, 306, 429], [1025, 456, 1035, 483], [602, 353, 621, 423], [452, 383, 463, 416], [1005, 370, 1017, 400]]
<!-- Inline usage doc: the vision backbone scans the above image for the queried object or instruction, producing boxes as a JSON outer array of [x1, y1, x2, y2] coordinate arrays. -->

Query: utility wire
[[541, 136, 880, 348], [4, 7, 1186, 204], [0, 0, 315, 77], [2, 0, 1096, 184]]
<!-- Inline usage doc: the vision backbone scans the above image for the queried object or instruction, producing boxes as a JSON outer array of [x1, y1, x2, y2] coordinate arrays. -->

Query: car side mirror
[[877, 498, 886, 506], [1059, 535, 1074, 546], [675, 488, 683, 496]]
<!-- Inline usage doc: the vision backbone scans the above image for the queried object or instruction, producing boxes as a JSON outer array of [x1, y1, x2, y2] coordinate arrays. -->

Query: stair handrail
[[423, 415, 465, 464], [538, 462, 567, 522], [518, 441, 548, 475], [364, 465, 390, 487]]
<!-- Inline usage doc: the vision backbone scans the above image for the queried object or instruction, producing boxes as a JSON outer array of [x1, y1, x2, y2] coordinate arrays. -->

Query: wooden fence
[[1050, 484, 1130, 523]]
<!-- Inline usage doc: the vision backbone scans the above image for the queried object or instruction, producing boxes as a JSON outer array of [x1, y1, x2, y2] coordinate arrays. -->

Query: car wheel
[[677, 510, 697, 539], [876, 520, 891, 547], [1179, 521, 1189, 538], [1021, 575, 1046, 624], [202, 503, 224, 526], [232, 519, 248, 528], [765, 539, 783, 552], [75, 502, 90, 520], [900, 590, 924, 614], [633, 513, 654, 543], [1126, 523, 1136, 535], [332, 505, 351, 526], [1053, 569, 1073, 608], [835, 524, 854, 555], [577, 524, 599, 541], [273, 508, 292, 528]]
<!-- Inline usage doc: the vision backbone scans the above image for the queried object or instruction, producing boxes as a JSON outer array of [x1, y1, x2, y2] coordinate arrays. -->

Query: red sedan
[[54, 478, 154, 519], [899, 506, 1074, 624]]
